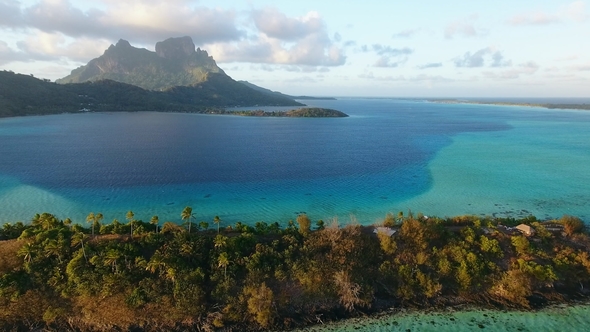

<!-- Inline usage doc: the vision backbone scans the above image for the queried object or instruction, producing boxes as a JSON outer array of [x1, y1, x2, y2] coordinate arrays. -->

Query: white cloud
[[209, 8, 345, 67], [454, 47, 511, 68], [507, 1, 588, 26], [15, 32, 111, 62], [418, 62, 443, 69], [4, 0, 243, 45], [444, 15, 485, 39], [568, 64, 590, 71], [392, 28, 420, 38], [371, 44, 412, 68], [482, 61, 540, 79], [0, 41, 25, 65], [0, 2, 345, 68], [359, 71, 453, 83], [252, 8, 323, 41]]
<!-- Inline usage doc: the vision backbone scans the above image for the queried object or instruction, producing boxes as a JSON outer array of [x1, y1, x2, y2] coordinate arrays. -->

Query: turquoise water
[[296, 304, 590, 331], [0, 99, 589, 225]]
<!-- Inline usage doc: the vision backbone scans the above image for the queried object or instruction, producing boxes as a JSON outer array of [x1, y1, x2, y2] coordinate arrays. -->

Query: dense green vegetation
[[0, 70, 303, 118], [1, 210, 589, 331], [206, 107, 348, 117]]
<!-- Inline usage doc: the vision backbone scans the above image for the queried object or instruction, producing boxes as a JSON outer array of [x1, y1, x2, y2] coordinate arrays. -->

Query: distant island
[[1, 211, 589, 331], [205, 107, 348, 117], [429, 99, 590, 111]]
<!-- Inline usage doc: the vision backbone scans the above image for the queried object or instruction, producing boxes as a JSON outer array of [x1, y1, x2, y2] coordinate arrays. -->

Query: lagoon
[[1, 98, 589, 225]]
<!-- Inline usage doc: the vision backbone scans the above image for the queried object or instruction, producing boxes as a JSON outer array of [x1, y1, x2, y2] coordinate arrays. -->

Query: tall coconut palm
[[150, 215, 160, 233], [181, 207, 194, 233], [71, 231, 88, 262], [213, 215, 222, 234], [18, 242, 35, 263], [218, 252, 230, 279], [44, 240, 63, 263], [104, 249, 121, 273], [86, 212, 103, 237], [86, 212, 95, 236], [126, 211, 135, 237]]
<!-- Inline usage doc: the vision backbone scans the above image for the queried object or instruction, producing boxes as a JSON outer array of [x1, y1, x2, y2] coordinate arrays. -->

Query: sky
[[0, 0, 589, 97]]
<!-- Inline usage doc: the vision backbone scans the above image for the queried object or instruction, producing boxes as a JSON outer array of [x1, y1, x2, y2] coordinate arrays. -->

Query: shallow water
[[0, 99, 589, 225], [295, 304, 590, 332]]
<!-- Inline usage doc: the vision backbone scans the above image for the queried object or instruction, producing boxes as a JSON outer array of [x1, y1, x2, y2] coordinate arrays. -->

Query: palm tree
[[86, 212, 103, 237], [126, 210, 135, 237], [181, 207, 194, 233], [104, 249, 121, 273], [146, 253, 167, 275], [150, 215, 160, 233], [34, 213, 59, 231], [86, 212, 95, 236], [71, 231, 88, 262], [214, 234, 227, 249], [18, 242, 35, 263], [218, 252, 230, 280], [44, 240, 63, 263], [213, 215, 222, 234]]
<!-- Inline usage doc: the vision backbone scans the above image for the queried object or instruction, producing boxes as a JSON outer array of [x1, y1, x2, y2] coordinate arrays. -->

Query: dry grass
[[0, 239, 23, 273]]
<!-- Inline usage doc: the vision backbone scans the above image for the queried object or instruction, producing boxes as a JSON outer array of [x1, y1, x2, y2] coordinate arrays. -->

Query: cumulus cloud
[[0, 2, 345, 68], [0, 41, 25, 65], [374, 56, 400, 68], [454, 47, 511, 68], [359, 71, 453, 83], [372, 44, 413, 56], [507, 1, 588, 26], [568, 64, 590, 71], [445, 15, 486, 39], [392, 28, 420, 38], [370, 44, 412, 67], [209, 29, 345, 67], [482, 61, 540, 79], [0, 0, 24, 27], [16, 32, 111, 62], [418, 62, 443, 69], [252, 8, 323, 41], [209, 8, 345, 67], [2, 0, 243, 45]]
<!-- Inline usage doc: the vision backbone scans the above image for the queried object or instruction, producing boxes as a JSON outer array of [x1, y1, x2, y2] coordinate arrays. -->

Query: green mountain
[[0, 70, 303, 118], [56, 37, 226, 91]]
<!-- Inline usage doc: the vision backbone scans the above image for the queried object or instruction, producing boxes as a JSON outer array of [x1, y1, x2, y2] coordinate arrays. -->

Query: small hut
[[515, 224, 535, 236], [373, 227, 396, 237]]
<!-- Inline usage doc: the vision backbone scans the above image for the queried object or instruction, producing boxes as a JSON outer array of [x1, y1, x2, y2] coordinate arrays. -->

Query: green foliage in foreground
[[0, 212, 589, 331]]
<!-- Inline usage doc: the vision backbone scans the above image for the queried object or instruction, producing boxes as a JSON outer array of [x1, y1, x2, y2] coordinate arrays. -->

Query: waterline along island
[[1, 211, 589, 331]]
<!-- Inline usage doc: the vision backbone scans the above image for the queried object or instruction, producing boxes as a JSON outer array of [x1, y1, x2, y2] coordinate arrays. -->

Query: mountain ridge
[[56, 37, 226, 91]]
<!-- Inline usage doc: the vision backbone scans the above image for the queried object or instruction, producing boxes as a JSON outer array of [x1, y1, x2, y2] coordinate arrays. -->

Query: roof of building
[[516, 224, 535, 235], [374, 227, 396, 237]]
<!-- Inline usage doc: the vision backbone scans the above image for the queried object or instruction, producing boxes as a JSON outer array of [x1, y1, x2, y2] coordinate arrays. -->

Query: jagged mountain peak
[[57, 37, 225, 90], [155, 36, 195, 60]]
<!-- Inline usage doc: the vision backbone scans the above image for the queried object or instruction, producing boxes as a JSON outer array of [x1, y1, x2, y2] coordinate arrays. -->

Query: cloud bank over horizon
[[0, 0, 588, 97]]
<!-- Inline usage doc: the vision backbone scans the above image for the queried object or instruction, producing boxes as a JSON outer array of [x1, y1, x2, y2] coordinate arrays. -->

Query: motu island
[[1, 211, 589, 331]]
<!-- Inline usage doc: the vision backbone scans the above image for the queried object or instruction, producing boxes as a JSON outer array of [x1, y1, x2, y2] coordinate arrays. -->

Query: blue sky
[[1, 0, 589, 97]]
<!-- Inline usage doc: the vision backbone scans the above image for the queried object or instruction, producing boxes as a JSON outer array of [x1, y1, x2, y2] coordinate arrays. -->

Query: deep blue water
[[1, 98, 589, 225]]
